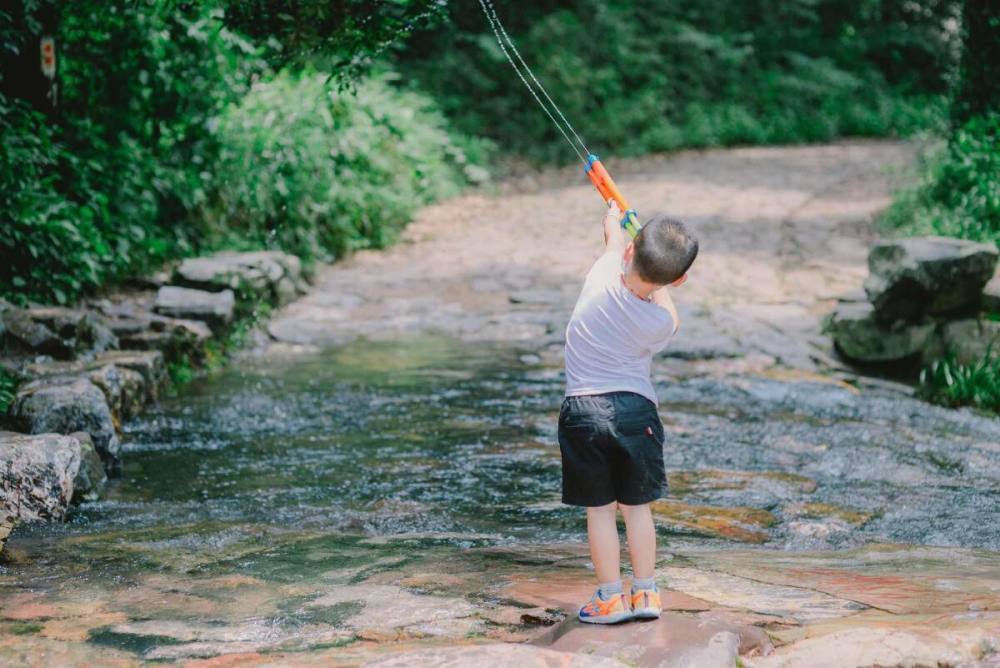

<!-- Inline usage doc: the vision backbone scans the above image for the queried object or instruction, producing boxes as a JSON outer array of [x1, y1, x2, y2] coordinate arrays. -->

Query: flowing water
[[2, 336, 999, 661]]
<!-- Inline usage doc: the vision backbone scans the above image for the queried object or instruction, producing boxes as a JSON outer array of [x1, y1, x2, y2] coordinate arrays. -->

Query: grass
[[0, 367, 19, 415], [919, 352, 1000, 413], [166, 301, 273, 388]]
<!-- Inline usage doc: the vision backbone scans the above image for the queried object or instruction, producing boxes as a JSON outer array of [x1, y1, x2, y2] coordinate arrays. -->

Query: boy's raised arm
[[603, 200, 628, 252]]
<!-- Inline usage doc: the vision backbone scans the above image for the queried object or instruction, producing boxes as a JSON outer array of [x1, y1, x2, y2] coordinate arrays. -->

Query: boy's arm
[[603, 200, 629, 252], [651, 286, 680, 333]]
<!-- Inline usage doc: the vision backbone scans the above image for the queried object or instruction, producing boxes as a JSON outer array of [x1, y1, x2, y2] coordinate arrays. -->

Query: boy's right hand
[[605, 199, 622, 220], [603, 199, 627, 250]]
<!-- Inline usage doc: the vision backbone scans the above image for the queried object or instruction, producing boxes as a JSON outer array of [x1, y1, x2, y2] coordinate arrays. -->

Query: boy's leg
[[619, 502, 655, 579], [620, 501, 661, 619], [586, 502, 621, 584], [577, 501, 631, 624]]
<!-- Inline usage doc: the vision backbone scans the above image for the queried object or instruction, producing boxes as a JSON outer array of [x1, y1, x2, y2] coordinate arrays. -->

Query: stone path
[[270, 140, 915, 372]]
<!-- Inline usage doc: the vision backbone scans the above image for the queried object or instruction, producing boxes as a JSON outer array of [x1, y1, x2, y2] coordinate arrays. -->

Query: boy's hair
[[632, 215, 699, 285]]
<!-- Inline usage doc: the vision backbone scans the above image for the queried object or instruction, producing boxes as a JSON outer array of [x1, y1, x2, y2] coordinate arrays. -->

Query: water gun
[[584, 154, 641, 238]]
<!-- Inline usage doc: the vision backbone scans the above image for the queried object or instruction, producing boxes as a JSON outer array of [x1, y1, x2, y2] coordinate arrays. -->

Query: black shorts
[[558, 391, 667, 507]]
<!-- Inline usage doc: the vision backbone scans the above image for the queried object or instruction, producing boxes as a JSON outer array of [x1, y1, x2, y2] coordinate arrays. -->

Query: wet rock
[[365, 644, 623, 667], [94, 350, 165, 402], [744, 624, 997, 668], [68, 432, 107, 503], [154, 286, 234, 333], [308, 583, 479, 639], [864, 236, 998, 323], [8, 377, 120, 471], [650, 500, 776, 543], [658, 566, 862, 623], [923, 318, 1000, 366], [827, 301, 933, 362], [783, 503, 875, 531], [668, 469, 816, 499], [0, 431, 82, 550], [536, 612, 773, 668]]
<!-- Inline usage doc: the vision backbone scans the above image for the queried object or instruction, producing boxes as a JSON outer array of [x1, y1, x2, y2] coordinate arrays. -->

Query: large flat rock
[[174, 250, 305, 305], [364, 644, 623, 667], [154, 286, 235, 332], [0, 431, 82, 551], [865, 236, 998, 323], [8, 377, 120, 470]]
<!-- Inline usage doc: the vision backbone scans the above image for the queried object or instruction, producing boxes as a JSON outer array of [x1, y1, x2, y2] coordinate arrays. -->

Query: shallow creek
[[2, 337, 999, 662]]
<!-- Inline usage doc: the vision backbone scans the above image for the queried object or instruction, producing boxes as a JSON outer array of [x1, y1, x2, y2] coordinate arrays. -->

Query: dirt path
[[270, 140, 916, 372]]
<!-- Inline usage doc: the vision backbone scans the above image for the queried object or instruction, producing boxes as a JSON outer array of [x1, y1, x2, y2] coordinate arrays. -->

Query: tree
[[953, 0, 1000, 125], [220, 0, 446, 83]]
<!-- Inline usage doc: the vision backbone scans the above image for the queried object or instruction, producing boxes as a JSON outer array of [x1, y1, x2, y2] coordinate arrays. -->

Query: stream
[[2, 336, 998, 662]]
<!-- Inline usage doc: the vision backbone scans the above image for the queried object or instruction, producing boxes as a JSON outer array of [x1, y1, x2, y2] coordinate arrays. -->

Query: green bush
[[920, 352, 1000, 413], [0, 4, 264, 304], [203, 70, 491, 262], [0, 366, 19, 415], [882, 113, 1000, 244]]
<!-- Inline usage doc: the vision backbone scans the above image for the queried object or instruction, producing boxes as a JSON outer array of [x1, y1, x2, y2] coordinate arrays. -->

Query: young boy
[[560, 200, 698, 624]]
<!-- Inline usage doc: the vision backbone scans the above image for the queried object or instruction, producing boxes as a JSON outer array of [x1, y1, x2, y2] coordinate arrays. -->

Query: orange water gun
[[585, 154, 641, 238]]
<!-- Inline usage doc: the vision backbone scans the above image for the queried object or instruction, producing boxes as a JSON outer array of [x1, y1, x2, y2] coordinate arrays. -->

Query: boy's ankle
[[631, 576, 657, 592], [597, 579, 624, 599]]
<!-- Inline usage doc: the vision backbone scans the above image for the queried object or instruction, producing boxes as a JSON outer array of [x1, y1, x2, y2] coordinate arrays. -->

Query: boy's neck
[[621, 270, 656, 301]]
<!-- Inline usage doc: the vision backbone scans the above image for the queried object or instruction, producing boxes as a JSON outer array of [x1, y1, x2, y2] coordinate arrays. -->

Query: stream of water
[[2, 336, 999, 660]]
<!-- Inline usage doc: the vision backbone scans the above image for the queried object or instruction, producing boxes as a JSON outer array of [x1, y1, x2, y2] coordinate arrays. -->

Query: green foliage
[[0, 3, 264, 304], [220, 0, 445, 82], [0, 366, 19, 415], [204, 70, 490, 262], [397, 0, 956, 162], [881, 113, 1000, 244], [920, 352, 1000, 413]]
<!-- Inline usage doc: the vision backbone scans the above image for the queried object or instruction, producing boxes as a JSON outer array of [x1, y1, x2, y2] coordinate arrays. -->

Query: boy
[[560, 200, 698, 624]]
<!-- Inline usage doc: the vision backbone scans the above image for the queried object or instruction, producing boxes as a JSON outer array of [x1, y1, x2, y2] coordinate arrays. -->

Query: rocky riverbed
[[2, 141, 999, 666]]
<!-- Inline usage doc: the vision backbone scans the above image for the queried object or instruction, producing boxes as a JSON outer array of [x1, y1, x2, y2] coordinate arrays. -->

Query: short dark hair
[[632, 215, 699, 285]]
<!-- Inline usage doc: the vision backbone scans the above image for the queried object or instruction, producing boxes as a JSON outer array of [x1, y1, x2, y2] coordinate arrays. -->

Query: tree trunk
[[2, 1, 60, 116], [953, 0, 1000, 125]]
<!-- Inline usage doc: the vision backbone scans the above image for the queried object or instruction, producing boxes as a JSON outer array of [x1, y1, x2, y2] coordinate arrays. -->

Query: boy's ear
[[623, 241, 635, 261], [670, 273, 688, 287]]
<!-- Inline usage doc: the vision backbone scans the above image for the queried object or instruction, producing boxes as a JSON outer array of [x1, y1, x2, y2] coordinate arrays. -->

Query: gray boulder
[[2, 308, 68, 357], [174, 251, 306, 305], [68, 431, 108, 503], [94, 350, 165, 403], [19, 359, 149, 423], [923, 318, 1000, 366], [1, 307, 118, 359], [865, 236, 998, 323], [8, 377, 120, 472], [828, 301, 934, 363], [0, 431, 82, 551], [154, 286, 234, 332]]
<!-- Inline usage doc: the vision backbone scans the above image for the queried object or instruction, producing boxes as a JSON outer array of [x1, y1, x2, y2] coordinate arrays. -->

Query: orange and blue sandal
[[630, 584, 661, 620], [577, 589, 632, 624]]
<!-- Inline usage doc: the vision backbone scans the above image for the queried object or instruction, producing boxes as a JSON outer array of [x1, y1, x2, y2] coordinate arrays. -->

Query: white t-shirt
[[564, 252, 675, 404]]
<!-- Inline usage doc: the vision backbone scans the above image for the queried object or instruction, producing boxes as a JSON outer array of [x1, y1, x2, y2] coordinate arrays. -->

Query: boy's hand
[[603, 199, 627, 250]]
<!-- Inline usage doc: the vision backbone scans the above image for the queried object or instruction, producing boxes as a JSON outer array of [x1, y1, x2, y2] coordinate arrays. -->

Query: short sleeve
[[579, 252, 621, 301]]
